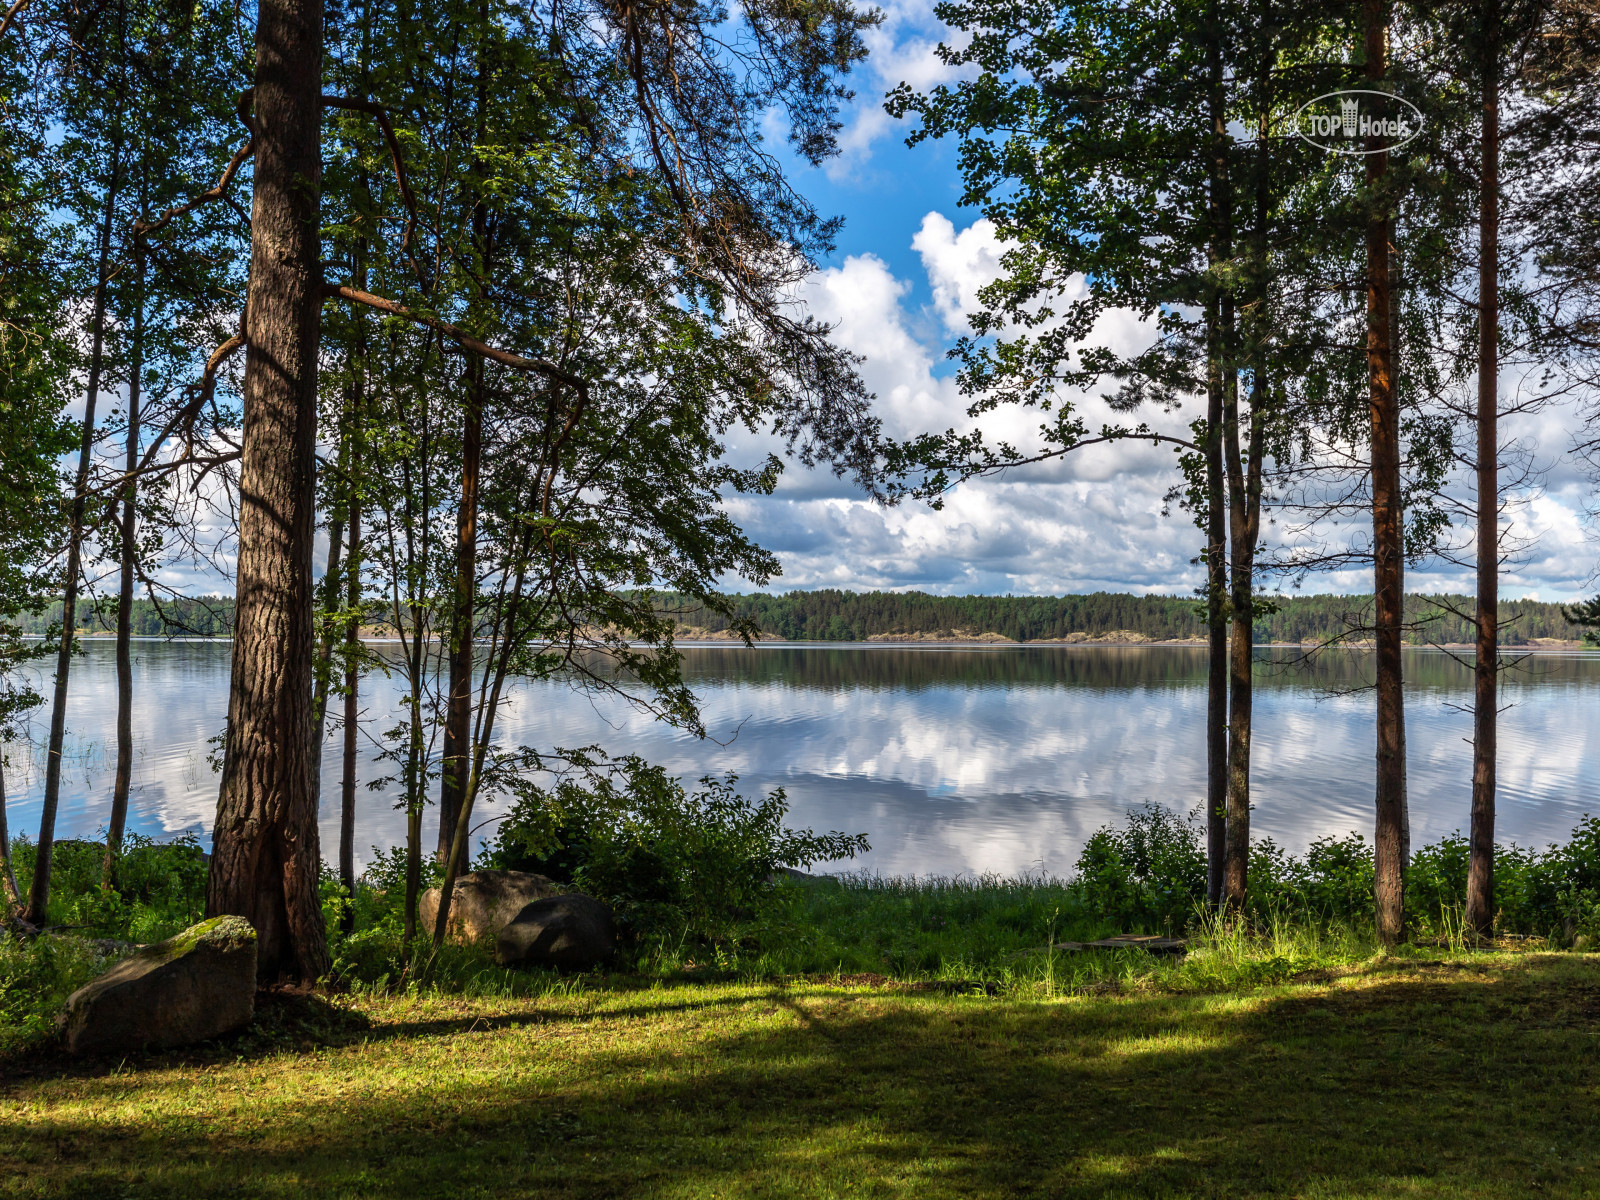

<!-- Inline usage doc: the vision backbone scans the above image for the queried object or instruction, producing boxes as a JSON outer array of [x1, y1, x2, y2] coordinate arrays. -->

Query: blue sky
[[705, 0, 1600, 603]]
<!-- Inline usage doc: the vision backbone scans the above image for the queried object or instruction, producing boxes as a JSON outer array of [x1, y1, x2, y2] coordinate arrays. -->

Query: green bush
[[1073, 805, 1206, 932], [11, 833, 207, 942], [481, 755, 868, 947]]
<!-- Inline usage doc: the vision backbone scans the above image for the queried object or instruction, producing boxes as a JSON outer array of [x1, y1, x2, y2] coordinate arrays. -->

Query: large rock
[[420, 870, 562, 944], [496, 895, 617, 970], [59, 916, 257, 1055]]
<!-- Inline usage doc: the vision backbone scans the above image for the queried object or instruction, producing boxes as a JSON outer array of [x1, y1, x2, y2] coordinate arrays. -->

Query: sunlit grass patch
[[6, 957, 1600, 1197]]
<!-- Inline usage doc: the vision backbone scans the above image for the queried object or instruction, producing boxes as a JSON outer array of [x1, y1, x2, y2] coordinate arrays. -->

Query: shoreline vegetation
[[22, 588, 1596, 647]]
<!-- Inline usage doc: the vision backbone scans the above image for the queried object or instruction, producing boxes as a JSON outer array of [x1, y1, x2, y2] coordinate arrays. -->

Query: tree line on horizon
[[25, 589, 1593, 644]]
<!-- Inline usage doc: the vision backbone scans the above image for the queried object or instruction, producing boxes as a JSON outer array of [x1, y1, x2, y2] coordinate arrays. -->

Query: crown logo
[[1340, 96, 1359, 135]]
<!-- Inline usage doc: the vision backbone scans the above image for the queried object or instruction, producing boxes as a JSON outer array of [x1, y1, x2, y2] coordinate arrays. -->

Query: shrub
[[481, 754, 868, 947], [11, 833, 206, 941], [1072, 804, 1205, 932]]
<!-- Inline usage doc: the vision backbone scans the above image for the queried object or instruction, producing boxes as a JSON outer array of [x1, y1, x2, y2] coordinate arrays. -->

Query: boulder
[[496, 895, 617, 970], [420, 870, 563, 944], [59, 916, 257, 1055]]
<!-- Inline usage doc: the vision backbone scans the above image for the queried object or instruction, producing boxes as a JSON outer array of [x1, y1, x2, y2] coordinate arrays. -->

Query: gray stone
[[60, 916, 257, 1055], [420, 870, 563, 944], [496, 894, 617, 970]]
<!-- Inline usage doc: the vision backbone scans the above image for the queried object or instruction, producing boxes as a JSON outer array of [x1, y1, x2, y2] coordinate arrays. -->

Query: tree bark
[[1467, 1, 1499, 938], [105, 219, 145, 888], [1365, 0, 1407, 946], [204, 0, 329, 981], [1204, 17, 1230, 909], [23, 138, 121, 926], [340, 504, 360, 932], [440, 35, 491, 862], [439, 358, 482, 861], [0, 756, 20, 912]]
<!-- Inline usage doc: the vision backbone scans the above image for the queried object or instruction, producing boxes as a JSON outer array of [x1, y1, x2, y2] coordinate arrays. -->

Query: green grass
[[4, 950, 1600, 1197]]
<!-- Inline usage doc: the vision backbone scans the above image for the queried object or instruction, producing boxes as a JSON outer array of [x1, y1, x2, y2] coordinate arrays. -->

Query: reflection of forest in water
[[672, 644, 1600, 694]]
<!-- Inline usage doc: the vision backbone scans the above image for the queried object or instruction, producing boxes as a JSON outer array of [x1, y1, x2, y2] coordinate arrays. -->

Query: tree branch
[[320, 95, 424, 285], [132, 90, 256, 243], [321, 284, 587, 395], [0, 0, 34, 40]]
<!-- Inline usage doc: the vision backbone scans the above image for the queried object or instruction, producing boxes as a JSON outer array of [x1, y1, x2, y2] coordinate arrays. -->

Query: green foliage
[[481, 756, 868, 949], [12, 834, 206, 941], [0, 932, 113, 1058], [1072, 805, 1206, 933]]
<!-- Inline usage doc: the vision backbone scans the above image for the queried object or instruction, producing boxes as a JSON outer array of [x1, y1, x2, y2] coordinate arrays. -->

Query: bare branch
[[0, 0, 34, 41], [320, 95, 425, 285], [321, 284, 587, 394], [132, 90, 256, 243]]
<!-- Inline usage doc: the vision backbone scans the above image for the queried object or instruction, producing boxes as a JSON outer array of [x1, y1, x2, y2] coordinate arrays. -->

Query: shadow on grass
[[4, 955, 1599, 1198]]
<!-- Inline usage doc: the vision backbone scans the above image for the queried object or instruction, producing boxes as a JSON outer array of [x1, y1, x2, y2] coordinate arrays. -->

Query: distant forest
[[15, 589, 1593, 645], [662, 590, 1593, 645], [17, 596, 235, 638]]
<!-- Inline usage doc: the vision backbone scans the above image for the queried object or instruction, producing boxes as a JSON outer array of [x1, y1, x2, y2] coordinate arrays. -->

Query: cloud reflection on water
[[8, 642, 1600, 877]]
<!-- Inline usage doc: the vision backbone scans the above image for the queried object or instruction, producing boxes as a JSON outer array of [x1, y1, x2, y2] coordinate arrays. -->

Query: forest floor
[[3, 950, 1598, 1198]]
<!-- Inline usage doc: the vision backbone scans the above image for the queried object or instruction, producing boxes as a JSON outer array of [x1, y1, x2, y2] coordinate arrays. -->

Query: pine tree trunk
[[1467, 2, 1499, 938], [340, 501, 360, 933], [1365, 0, 1406, 946], [440, 43, 491, 862], [23, 140, 121, 926], [205, 0, 329, 981], [105, 233, 144, 888], [439, 357, 482, 860], [1204, 19, 1229, 909]]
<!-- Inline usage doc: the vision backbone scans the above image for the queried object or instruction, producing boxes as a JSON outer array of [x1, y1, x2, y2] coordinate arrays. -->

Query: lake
[[7, 640, 1600, 877]]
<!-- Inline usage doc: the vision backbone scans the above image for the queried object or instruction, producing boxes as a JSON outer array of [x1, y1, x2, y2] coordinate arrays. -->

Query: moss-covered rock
[[59, 916, 257, 1055]]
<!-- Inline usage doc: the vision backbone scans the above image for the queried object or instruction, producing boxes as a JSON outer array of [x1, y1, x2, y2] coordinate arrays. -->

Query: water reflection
[[7, 641, 1600, 877]]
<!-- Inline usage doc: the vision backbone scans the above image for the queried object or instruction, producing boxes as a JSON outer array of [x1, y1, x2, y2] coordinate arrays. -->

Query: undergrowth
[[7, 801, 1600, 1060]]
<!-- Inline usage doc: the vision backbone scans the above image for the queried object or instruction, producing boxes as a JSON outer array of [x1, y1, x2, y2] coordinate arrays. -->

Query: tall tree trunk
[[1365, 0, 1407, 946], [1467, 2, 1499, 938], [340, 501, 360, 932], [438, 357, 481, 860], [105, 218, 145, 888], [22, 139, 122, 926], [1204, 17, 1229, 909], [440, 37, 491, 862], [339, 244, 366, 931], [205, 0, 329, 981], [1222, 104, 1272, 910]]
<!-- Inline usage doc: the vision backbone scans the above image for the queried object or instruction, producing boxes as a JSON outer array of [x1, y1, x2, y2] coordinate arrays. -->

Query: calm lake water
[[8, 640, 1600, 877]]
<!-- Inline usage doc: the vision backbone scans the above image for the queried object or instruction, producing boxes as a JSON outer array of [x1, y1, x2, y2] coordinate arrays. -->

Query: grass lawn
[[3, 951, 1598, 1198]]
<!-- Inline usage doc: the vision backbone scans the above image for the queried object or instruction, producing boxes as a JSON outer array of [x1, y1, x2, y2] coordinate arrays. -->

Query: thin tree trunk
[[439, 357, 481, 860], [1365, 0, 1406, 946], [23, 139, 122, 926], [104, 225, 144, 888], [440, 40, 491, 862], [1204, 17, 1229, 909], [1467, 2, 1499, 938], [339, 246, 366, 931], [205, 0, 329, 981], [340, 502, 360, 933], [434, 542, 533, 949], [1221, 75, 1273, 911], [0, 756, 19, 912]]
